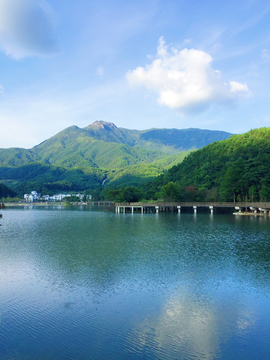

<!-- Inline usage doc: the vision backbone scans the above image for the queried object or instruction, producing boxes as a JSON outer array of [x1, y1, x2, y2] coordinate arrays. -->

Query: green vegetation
[[0, 122, 231, 170], [0, 164, 104, 196], [105, 186, 142, 202], [0, 183, 17, 198], [1, 124, 270, 203], [137, 127, 270, 202], [1, 121, 228, 195], [65, 195, 81, 203]]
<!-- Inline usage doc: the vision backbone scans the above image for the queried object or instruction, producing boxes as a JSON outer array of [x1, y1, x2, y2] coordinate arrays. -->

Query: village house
[[25, 191, 91, 202], [24, 191, 41, 202]]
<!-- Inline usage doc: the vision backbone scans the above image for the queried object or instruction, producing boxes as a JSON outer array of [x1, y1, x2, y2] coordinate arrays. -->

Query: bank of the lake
[[4, 201, 88, 206]]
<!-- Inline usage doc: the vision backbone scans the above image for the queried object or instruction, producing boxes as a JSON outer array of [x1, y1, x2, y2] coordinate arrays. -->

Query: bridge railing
[[115, 201, 270, 208]]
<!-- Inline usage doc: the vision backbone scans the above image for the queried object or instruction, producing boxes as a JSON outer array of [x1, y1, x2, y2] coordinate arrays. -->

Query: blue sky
[[0, 0, 269, 148]]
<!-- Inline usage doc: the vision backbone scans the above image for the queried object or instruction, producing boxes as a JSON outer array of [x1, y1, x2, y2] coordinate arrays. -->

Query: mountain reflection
[[19, 208, 270, 294]]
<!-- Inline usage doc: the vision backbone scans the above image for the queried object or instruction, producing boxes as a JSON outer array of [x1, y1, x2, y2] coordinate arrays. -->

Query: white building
[[25, 191, 91, 202], [42, 195, 50, 201], [24, 191, 41, 202], [75, 194, 85, 200]]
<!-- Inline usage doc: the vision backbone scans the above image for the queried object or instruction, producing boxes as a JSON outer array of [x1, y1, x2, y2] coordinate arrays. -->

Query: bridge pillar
[[131, 207, 134, 214], [155, 206, 159, 214], [193, 206, 197, 214], [177, 206, 181, 213], [141, 207, 143, 214], [209, 206, 213, 214]]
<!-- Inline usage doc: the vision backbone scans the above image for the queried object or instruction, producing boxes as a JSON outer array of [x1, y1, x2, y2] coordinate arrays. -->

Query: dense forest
[[0, 183, 17, 198], [0, 151, 192, 196], [2, 126, 270, 202], [105, 128, 270, 202]]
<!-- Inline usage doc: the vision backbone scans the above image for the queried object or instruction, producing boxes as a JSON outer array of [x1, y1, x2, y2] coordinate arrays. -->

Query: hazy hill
[[142, 127, 270, 202]]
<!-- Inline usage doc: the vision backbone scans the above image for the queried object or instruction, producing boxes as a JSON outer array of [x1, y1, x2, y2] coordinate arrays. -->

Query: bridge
[[114, 202, 270, 215]]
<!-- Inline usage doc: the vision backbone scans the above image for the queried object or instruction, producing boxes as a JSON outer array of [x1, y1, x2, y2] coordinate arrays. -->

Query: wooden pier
[[115, 202, 270, 215]]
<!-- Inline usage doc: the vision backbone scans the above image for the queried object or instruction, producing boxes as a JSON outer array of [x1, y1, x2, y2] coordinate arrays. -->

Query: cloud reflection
[[128, 288, 257, 359]]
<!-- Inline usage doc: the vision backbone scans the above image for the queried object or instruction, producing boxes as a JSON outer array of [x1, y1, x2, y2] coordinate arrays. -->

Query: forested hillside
[[0, 151, 191, 196], [0, 121, 231, 195], [0, 183, 17, 198], [0, 121, 232, 168], [136, 128, 270, 202], [2, 125, 270, 201]]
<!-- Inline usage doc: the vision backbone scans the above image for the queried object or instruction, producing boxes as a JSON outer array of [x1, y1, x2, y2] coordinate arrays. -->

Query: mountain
[[83, 121, 232, 154], [0, 121, 232, 194], [140, 127, 270, 202], [0, 121, 232, 168]]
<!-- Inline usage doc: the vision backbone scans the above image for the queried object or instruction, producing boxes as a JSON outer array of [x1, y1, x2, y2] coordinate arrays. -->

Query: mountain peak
[[86, 121, 118, 130]]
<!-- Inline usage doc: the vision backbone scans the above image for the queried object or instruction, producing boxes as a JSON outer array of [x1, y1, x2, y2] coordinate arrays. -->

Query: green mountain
[[0, 121, 232, 168], [140, 127, 270, 202], [0, 121, 232, 195], [83, 121, 232, 154]]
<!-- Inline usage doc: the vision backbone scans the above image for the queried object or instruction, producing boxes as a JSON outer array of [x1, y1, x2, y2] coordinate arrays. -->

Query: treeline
[[0, 163, 105, 196], [3, 127, 270, 203], [105, 128, 270, 203]]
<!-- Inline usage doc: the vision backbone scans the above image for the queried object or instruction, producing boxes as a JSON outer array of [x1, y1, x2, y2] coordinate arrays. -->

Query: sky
[[0, 0, 269, 148]]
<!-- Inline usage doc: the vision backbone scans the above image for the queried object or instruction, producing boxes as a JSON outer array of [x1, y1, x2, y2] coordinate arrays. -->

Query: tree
[[159, 182, 184, 201]]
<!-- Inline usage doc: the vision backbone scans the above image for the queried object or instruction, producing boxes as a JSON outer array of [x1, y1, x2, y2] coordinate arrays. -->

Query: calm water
[[0, 206, 270, 359]]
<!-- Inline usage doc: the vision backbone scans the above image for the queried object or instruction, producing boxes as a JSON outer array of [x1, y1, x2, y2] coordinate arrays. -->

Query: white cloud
[[229, 81, 249, 93], [126, 37, 250, 114], [0, 0, 60, 59]]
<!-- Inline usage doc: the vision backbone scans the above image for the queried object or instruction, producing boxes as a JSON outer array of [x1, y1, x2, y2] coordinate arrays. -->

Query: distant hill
[[141, 127, 270, 202], [0, 121, 232, 194]]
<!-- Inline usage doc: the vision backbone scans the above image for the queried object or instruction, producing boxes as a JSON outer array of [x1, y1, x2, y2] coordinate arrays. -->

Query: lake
[[0, 206, 270, 359]]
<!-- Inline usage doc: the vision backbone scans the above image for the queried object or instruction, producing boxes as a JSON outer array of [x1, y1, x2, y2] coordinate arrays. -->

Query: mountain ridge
[[0, 121, 233, 194]]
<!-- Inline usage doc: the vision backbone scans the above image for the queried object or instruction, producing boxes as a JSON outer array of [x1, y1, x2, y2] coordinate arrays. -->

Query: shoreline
[[3, 203, 270, 217], [4, 202, 90, 207]]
